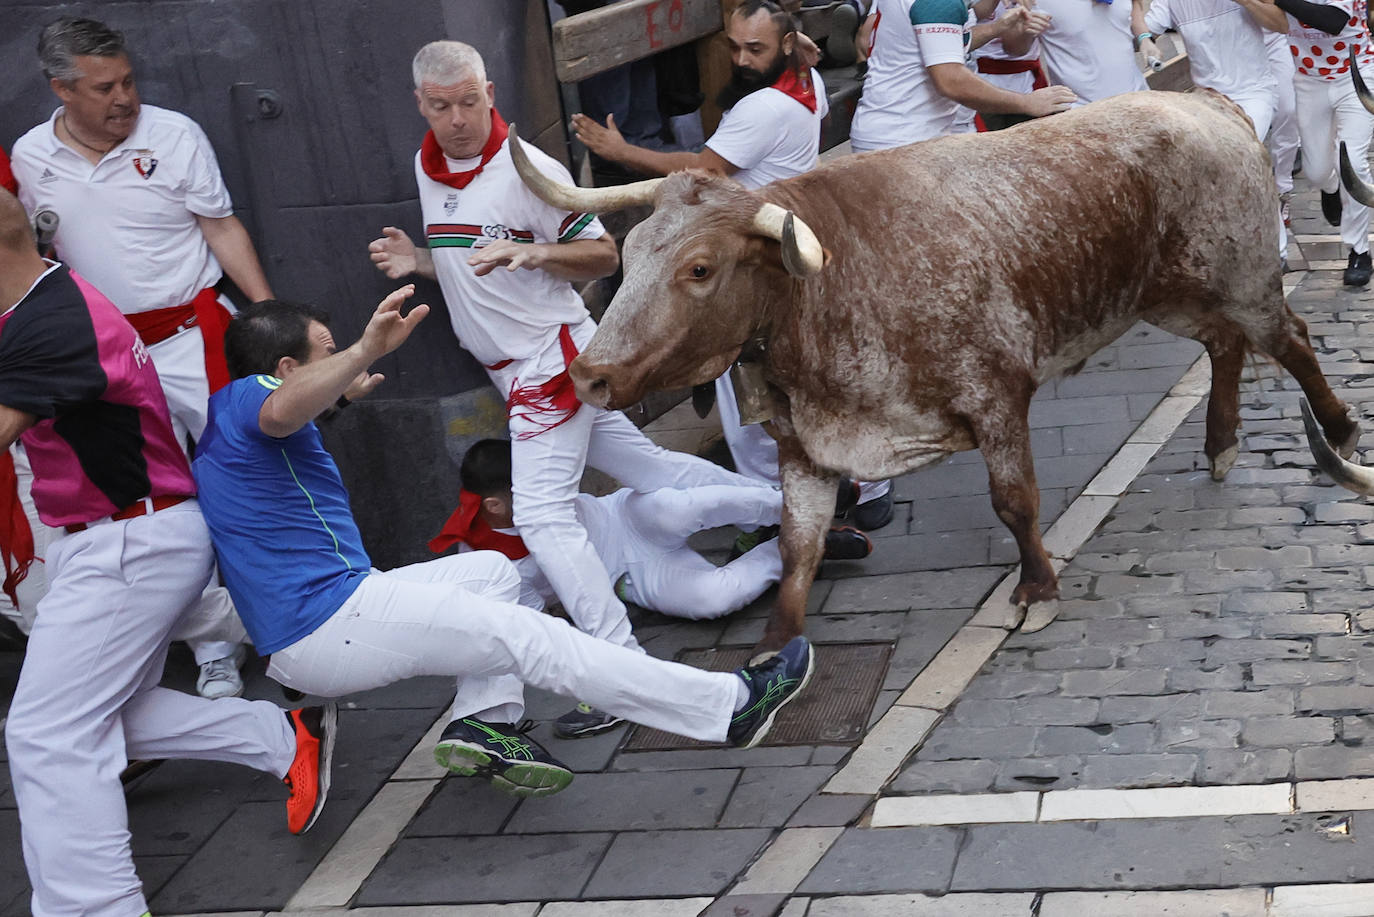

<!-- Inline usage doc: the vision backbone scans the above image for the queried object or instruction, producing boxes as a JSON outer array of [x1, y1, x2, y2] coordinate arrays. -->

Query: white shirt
[[1287, 0, 1374, 81], [415, 138, 606, 367], [973, 3, 1042, 94], [706, 69, 829, 190], [1034, 0, 1148, 105], [10, 104, 232, 315], [1146, 0, 1277, 101], [850, 0, 973, 149]]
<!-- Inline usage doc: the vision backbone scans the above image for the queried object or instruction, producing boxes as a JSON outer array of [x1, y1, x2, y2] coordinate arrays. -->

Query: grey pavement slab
[[504, 769, 739, 833], [356, 832, 613, 905], [797, 827, 963, 895], [581, 828, 774, 898], [404, 776, 521, 838], [719, 766, 834, 828], [950, 813, 1374, 892], [786, 793, 872, 827]]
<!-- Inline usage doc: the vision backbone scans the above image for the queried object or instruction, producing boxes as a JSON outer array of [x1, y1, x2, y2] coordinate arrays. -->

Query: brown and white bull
[[510, 90, 1359, 653]]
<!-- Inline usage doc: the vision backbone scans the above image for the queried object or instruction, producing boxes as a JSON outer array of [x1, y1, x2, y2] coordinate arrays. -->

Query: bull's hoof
[[1019, 598, 1061, 633], [1209, 444, 1240, 481]]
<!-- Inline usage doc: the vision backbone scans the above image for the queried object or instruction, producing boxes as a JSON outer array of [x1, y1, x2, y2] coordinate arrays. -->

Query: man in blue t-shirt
[[193, 290, 816, 798]]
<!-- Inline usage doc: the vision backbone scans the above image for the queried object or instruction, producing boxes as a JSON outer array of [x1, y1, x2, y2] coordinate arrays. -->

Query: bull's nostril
[[590, 378, 609, 394]]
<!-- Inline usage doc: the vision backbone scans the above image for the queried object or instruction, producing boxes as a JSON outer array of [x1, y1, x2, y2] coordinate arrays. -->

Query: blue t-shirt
[[193, 375, 370, 654]]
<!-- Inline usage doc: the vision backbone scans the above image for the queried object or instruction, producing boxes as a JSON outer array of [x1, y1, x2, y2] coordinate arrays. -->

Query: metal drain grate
[[622, 642, 894, 751]]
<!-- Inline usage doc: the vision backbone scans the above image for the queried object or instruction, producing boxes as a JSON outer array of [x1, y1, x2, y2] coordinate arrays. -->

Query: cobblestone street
[[8, 161, 1374, 917]]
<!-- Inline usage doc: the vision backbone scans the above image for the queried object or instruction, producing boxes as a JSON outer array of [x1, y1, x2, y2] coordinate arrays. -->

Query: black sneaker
[[852, 490, 895, 531], [1345, 250, 1373, 287], [728, 636, 815, 749], [434, 717, 574, 797], [826, 0, 861, 66], [823, 525, 872, 560], [834, 478, 861, 517], [552, 703, 625, 739], [1323, 190, 1343, 227]]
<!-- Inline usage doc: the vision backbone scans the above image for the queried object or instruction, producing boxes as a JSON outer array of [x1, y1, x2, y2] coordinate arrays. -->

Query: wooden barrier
[[552, 0, 724, 82]]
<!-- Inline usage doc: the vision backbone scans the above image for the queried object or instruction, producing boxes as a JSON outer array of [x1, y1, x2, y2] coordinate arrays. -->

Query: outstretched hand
[[358, 284, 430, 360], [368, 226, 419, 279], [571, 112, 627, 160]]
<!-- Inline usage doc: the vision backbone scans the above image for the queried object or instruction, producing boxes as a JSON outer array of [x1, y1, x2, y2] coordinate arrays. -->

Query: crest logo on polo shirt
[[443, 193, 459, 216], [132, 150, 158, 180]]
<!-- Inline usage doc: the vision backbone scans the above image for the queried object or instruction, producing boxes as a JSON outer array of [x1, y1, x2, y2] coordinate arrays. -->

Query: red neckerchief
[[0, 451, 34, 607], [772, 68, 817, 113], [0, 146, 16, 195], [428, 489, 529, 560], [419, 109, 510, 190]]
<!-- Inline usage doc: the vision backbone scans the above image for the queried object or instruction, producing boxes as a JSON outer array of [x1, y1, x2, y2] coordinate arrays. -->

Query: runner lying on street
[[434, 437, 871, 622]]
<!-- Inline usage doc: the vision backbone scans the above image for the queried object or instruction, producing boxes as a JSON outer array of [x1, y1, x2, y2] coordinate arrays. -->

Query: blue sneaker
[[728, 636, 815, 749], [434, 717, 573, 798]]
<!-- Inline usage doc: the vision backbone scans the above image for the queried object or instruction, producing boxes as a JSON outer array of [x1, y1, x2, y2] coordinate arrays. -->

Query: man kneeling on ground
[[192, 293, 815, 797]]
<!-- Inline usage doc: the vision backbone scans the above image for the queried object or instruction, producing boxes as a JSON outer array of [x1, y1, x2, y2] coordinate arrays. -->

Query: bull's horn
[[507, 123, 662, 213], [1301, 396, 1374, 496], [1352, 46, 1374, 115], [753, 203, 823, 277], [1339, 141, 1374, 207]]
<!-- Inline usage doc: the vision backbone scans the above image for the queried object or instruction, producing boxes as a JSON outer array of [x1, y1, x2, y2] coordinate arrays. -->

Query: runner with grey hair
[[411, 38, 487, 87], [37, 16, 127, 83]]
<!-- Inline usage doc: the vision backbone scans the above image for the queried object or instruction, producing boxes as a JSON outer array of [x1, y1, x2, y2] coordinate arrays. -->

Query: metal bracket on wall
[[255, 89, 284, 120]]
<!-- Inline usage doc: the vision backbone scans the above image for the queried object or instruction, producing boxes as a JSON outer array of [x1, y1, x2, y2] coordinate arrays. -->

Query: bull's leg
[[969, 388, 1059, 633], [1198, 325, 1247, 481], [1266, 309, 1360, 457], [757, 437, 836, 657]]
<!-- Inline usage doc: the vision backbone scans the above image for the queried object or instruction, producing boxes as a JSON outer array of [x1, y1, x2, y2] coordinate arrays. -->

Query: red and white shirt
[[10, 105, 233, 315], [415, 140, 606, 367], [1287, 0, 1374, 80]]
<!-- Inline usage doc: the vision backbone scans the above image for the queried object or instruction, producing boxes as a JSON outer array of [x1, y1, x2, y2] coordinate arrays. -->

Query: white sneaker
[[197, 646, 247, 699]]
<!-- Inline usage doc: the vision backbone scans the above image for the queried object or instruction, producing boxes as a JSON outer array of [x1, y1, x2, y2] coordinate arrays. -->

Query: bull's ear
[[753, 204, 824, 277]]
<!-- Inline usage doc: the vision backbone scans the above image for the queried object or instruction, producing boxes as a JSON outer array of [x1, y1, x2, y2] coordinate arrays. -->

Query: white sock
[[733, 675, 751, 712]]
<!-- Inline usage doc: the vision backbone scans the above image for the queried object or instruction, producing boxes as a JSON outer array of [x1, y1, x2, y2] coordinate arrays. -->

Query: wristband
[[1134, 31, 1153, 51], [335, 395, 351, 411]]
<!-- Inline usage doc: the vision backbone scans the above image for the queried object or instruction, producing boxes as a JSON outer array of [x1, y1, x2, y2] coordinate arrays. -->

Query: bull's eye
[[690, 264, 710, 279]]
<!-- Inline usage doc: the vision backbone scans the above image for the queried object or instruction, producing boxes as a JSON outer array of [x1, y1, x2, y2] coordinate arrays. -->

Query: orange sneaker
[[283, 703, 336, 835]]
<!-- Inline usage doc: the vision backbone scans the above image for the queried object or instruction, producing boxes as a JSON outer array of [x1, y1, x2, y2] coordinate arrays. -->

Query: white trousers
[[1, 444, 57, 632], [5, 501, 295, 917], [2, 443, 243, 661], [148, 324, 243, 665], [714, 374, 892, 504], [1221, 86, 1283, 257], [620, 486, 783, 619], [489, 319, 756, 652], [1267, 38, 1300, 195], [267, 552, 738, 738], [1294, 71, 1374, 254]]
